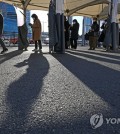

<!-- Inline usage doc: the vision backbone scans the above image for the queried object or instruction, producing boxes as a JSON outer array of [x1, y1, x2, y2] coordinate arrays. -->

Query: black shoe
[[1, 48, 8, 54], [4, 48, 8, 52], [1, 50, 5, 54], [24, 48, 28, 51]]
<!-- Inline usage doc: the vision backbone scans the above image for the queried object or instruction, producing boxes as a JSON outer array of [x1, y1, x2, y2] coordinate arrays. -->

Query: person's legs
[[93, 37, 97, 50], [67, 40, 70, 48], [74, 39, 77, 49], [0, 38, 6, 50], [89, 36, 93, 50], [0, 38, 8, 54], [35, 41, 38, 50], [65, 40, 68, 49], [70, 38, 74, 48], [38, 40, 42, 50], [32, 41, 38, 51]]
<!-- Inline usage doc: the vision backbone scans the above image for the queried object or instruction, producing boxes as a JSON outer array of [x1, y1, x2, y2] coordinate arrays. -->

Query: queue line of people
[[64, 16, 79, 50], [2, 13, 119, 54], [1, 13, 79, 54], [87, 16, 120, 51]]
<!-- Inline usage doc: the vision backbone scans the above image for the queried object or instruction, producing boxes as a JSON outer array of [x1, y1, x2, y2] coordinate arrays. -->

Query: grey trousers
[[0, 38, 6, 50]]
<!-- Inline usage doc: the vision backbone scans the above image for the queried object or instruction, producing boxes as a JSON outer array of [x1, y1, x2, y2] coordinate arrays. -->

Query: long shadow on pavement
[[0, 50, 23, 64], [67, 49, 120, 65], [0, 53, 49, 133], [0, 52, 120, 134], [75, 49, 120, 60], [52, 52, 120, 112], [44, 52, 120, 134]]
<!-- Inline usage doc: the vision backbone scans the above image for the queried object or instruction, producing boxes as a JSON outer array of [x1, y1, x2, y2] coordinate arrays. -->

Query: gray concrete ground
[[0, 46, 120, 134]]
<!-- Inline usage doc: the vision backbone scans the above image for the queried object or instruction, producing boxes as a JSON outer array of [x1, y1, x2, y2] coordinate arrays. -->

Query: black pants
[[70, 38, 77, 49], [65, 41, 68, 49], [0, 38, 6, 50], [35, 40, 42, 50]]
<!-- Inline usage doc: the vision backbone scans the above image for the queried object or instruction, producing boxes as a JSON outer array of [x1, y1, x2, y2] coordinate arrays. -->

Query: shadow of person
[[0, 53, 49, 133], [0, 50, 23, 64]]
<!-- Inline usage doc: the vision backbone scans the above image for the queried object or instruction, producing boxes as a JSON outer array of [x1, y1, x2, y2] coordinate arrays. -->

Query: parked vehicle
[[10, 38, 18, 44], [29, 39, 34, 44], [43, 37, 49, 45]]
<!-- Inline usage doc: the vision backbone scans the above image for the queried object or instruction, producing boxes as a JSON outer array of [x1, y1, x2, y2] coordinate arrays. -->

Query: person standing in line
[[89, 17, 99, 50], [103, 15, 112, 51], [0, 13, 8, 54], [29, 14, 42, 52], [64, 16, 70, 49], [70, 19, 79, 49]]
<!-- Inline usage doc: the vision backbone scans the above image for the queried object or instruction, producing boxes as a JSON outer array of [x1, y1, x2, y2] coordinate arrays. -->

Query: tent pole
[[55, 0, 65, 53], [23, 7, 26, 23], [111, 0, 118, 51]]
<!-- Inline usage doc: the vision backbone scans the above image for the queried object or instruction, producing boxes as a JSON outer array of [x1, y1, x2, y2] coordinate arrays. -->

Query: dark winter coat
[[70, 23, 79, 40], [64, 20, 70, 41], [90, 21, 99, 37]]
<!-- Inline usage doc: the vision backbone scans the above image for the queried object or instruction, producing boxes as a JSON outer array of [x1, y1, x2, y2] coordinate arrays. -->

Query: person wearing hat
[[89, 17, 99, 50], [70, 19, 79, 49], [0, 13, 8, 54], [29, 14, 42, 52]]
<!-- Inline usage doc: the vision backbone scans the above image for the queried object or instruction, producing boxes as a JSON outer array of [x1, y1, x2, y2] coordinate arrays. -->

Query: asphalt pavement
[[0, 46, 120, 134]]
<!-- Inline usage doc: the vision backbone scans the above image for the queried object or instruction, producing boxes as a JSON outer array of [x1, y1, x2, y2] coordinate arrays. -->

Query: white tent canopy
[[70, 3, 109, 17], [0, 0, 50, 10], [65, 0, 109, 16], [1, 0, 120, 20], [99, 3, 120, 20], [0, 0, 110, 13]]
